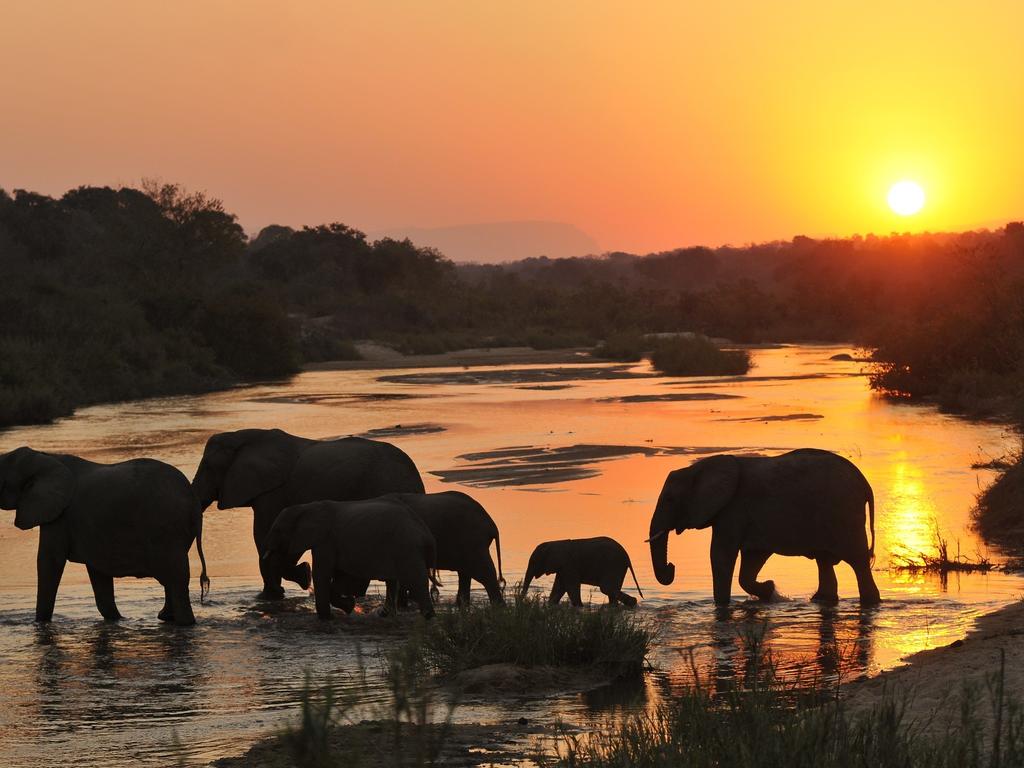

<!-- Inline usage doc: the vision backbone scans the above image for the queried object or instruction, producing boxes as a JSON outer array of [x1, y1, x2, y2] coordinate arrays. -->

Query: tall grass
[[649, 335, 751, 377], [412, 592, 651, 676], [554, 646, 1024, 768]]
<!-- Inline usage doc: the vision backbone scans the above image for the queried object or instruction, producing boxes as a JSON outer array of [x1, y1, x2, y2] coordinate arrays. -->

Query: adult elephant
[[191, 429, 424, 599], [261, 499, 438, 619], [391, 491, 504, 605], [648, 449, 879, 606], [0, 447, 209, 625]]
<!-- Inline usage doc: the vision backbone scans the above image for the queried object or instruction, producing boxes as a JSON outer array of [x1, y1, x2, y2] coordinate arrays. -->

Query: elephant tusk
[[644, 529, 668, 544]]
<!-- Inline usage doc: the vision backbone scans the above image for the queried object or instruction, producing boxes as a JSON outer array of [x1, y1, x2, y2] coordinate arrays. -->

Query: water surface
[[0, 345, 1019, 766]]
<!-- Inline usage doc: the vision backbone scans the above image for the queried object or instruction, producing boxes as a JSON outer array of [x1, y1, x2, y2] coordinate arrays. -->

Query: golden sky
[[2, 1, 1021, 253]]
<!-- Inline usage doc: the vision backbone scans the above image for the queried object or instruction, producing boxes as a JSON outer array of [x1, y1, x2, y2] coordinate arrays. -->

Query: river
[[0, 344, 1019, 766]]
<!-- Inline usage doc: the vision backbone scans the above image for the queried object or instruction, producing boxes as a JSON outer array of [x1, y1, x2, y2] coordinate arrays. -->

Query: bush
[[410, 592, 650, 676], [649, 335, 750, 376], [592, 330, 647, 362]]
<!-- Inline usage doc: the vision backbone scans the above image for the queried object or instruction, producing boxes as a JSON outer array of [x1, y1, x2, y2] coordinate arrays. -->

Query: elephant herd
[[0, 428, 881, 627]]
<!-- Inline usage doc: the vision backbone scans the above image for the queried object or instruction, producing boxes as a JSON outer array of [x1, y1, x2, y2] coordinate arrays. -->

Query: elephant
[[0, 447, 209, 625], [261, 498, 438, 619], [191, 428, 424, 599], [390, 491, 504, 605], [648, 448, 880, 607], [521, 536, 644, 607]]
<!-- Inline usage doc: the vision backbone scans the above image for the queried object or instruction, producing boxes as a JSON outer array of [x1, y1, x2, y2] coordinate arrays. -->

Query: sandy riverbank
[[304, 344, 598, 371], [843, 598, 1024, 735]]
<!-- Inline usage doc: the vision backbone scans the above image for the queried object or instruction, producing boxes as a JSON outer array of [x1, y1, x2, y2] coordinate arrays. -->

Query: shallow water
[[0, 345, 1020, 766]]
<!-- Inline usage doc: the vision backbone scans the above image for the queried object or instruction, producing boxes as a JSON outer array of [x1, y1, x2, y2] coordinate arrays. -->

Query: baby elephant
[[262, 498, 438, 619], [521, 536, 643, 607]]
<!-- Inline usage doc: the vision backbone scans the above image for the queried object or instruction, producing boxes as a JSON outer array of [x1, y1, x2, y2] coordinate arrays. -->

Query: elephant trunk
[[520, 568, 535, 598], [649, 501, 677, 585], [191, 466, 217, 511]]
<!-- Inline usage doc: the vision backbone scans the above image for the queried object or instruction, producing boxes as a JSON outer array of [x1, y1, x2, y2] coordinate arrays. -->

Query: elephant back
[[289, 438, 424, 504]]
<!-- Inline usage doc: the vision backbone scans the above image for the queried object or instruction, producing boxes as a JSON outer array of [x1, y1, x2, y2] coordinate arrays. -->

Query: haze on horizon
[[2, 1, 1022, 257]]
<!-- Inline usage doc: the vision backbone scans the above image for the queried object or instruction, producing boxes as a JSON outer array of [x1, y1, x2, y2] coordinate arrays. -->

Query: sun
[[887, 180, 926, 216]]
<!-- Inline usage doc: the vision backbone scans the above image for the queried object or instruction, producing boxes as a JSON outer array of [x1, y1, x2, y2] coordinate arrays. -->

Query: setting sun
[[888, 181, 926, 216]]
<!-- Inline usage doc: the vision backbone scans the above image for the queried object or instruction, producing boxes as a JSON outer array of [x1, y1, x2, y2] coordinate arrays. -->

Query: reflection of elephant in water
[[391, 491, 504, 605], [0, 447, 208, 625], [648, 449, 879, 606], [521, 536, 644, 607], [262, 499, 438, 619], [192, 429, 424, 599]]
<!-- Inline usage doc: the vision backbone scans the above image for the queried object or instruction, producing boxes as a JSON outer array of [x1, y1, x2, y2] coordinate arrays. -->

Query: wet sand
[[843, 599, 1024, 734]]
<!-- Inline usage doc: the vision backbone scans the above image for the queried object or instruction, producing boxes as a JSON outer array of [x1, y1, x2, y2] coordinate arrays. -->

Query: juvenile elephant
[[521, 536, 644, 607], [192, 428, 424, 599], [648, 448, 880, 606], [0, 447, 209, 625], [389, 491, 504, 605], [262, 498, 438, 619]]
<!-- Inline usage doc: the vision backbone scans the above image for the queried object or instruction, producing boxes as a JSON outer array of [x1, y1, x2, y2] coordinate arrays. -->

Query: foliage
[[552, 643, 1023, 768], [408, 592, 651, 676], [649, 335, 751, 377], [592, 331, 647, 362]]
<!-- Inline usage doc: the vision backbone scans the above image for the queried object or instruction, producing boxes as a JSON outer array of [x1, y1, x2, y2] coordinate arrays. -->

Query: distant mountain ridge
[[370, 220, 599, 264]]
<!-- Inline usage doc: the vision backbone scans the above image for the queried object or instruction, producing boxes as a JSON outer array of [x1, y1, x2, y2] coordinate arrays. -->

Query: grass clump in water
[[592, 331, 647, 362], [649, 334, 750, 377], [413, 591, 651, 676]]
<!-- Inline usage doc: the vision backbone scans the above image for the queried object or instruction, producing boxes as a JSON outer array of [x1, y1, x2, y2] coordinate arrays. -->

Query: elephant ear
[[220, 431, 299, 508], [13, 449, 75, 530], [686, 455, 739, 529], [264, 504, 326, 562]]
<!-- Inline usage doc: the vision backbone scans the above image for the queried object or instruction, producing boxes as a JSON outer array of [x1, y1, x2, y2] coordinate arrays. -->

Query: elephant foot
[[34, 615, 53, 624], [754, 580, 777, 601], [811, 591, 840, 605], [258, 585, 286, 601], [158, 608, 174, 622], [292, 563, 312, 591], [101, 612, 124, 622], [330, 595, 356, 614]]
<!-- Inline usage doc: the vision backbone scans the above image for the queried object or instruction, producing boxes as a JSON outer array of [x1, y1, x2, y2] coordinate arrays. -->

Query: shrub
[[592, 330, 647, 362], [410, 592, 651, 676], [649, 335, 750, 376]]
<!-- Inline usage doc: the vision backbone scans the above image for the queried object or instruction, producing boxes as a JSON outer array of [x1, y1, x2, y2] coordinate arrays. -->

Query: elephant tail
[[429, 568, 443, 588], [193, 503, 211, 602], [867, 486, 876, 564], [627, 559, 645, 600], [494, 531, 506, 588]]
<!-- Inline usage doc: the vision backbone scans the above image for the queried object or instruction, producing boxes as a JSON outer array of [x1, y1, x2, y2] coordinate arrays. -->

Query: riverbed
[[0, 345, 1019, 766]]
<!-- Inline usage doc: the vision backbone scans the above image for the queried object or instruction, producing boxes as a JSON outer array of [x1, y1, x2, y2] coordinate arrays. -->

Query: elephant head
[[192, 429, 300, 510], [520, 541, 560, 597], [649, 454, 739, 585], [0, 447, 75, 530], [260, 502, 329, 576]]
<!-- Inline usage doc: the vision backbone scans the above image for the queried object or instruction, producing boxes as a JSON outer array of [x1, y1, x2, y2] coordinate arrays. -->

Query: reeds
[[649, 335, 751, 377]]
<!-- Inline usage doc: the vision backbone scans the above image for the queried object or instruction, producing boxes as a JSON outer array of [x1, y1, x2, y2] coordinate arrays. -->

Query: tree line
[[2, 182, 1022, 428]]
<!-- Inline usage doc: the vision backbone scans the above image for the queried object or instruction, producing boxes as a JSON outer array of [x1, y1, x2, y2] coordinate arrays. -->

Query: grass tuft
[[411, 591, 651, 676]]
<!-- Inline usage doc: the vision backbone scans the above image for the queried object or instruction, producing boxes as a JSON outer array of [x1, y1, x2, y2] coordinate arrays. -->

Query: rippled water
[[0, 345, 1020, 766]]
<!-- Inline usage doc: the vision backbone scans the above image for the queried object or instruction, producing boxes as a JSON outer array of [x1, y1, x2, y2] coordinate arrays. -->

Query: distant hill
[[370, 220, 599, 264]]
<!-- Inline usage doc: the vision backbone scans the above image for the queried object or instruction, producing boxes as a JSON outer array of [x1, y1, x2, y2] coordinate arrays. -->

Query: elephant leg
[[168, 583, 196, 626], [567, 581, 584, 608], [408, 578, 435, 619], [548, 575, 567, 605], [35, 551, 66, 623], [254, 508, 285, 600], [616, 591, 638, 608], [710, 539, 738, 607], [159, 586, 175, 622], [737, 550, 775, 601], [87, 565, 122, 621], [472, 556, 505, 605], [456, 571, 472, 606], [312, 562, 334, 620], [811, 559, 840, 604], [850, 556, 881, 606]]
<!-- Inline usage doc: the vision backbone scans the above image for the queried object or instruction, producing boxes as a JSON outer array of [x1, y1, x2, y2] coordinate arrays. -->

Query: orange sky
[[2, 1, 1021, 254]]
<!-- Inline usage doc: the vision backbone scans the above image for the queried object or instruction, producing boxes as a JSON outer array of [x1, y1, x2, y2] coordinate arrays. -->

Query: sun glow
[[887, 181, 926, 216]]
